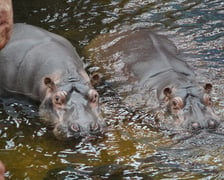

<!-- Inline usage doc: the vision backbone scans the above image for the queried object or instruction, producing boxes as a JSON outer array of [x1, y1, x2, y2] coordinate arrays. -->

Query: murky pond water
[[0, 0, 223, 179]]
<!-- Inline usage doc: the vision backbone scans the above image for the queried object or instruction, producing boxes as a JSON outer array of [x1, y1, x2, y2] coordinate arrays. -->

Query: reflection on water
[[0, 0, 223, 179]]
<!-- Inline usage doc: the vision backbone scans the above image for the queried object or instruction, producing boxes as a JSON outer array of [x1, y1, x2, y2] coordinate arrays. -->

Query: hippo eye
[[94, 93, 98, 100], [54, 95, 63, 105], [172, 100, 177, 106], [53, 91, 67, 106], [170, 97, 184, 111], [204, 94, 212, 106], [55, 96, 60, 103]]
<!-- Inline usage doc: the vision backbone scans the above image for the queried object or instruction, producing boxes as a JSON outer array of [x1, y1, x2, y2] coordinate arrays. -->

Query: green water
[[0, 0, 223, 179]]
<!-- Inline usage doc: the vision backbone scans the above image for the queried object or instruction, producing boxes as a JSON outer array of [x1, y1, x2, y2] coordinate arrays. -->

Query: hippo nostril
[[192, 122, 200, 130], [90, 122, 100, 132], [208, 119, 217, 129], [70, 124, 80, 132]]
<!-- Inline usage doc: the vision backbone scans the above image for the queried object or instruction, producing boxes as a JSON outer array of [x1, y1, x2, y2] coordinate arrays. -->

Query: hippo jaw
[[39, 77, 104, 140], [162, 83, 220, 130]]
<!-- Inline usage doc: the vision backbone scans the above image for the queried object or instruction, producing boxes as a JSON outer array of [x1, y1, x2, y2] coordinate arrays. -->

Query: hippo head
[[162, 83, 220, 130], [39, 77, 104, 140]]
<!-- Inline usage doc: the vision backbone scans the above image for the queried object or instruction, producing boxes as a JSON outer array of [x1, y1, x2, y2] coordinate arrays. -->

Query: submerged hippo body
[[0, 23, 104, 140], [85, 28, 219, 130]]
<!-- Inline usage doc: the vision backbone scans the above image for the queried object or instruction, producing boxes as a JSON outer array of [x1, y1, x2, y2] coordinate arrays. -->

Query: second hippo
[[0, 23, 105, 140], [85, 28, 220, 130]]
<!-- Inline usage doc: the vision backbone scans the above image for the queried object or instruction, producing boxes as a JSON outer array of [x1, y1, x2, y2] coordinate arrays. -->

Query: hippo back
[[0, 23, 84, 100], [85, 28, 195, 90]]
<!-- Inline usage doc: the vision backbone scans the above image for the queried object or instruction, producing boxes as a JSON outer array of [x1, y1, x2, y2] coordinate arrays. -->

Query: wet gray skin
[[0, 23, 104, 140], [86, 28, 220, 130]]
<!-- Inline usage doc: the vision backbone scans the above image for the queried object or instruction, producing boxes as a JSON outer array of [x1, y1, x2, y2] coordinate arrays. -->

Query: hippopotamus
[[0, 0, 13, 49], [0, 23, 104, 140], [85, 28, 220, 130]]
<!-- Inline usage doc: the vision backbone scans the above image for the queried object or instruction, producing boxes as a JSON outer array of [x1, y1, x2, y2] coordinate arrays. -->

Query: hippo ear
[[44, 77, 56, 91], [163, 87, 172, 101], [90, 73, 101, 86], [204, 83, 213, 94]]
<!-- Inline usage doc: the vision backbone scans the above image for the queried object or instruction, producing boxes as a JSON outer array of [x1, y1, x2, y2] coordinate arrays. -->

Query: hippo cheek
[[87, 89, 105, 133], [39, 107, 61, 127], [172, 111, 185, 127]]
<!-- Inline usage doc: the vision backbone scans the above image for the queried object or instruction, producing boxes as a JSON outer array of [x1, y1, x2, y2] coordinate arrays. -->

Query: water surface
[[0, 0, 223, 179]]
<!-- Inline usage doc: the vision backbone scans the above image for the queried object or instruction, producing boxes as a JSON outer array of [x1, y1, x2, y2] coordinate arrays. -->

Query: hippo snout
[[70, 121, 104, 135], [191, 118, 219, 130], [79, 123, 103, 137], [53, 120, 104, 140]]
